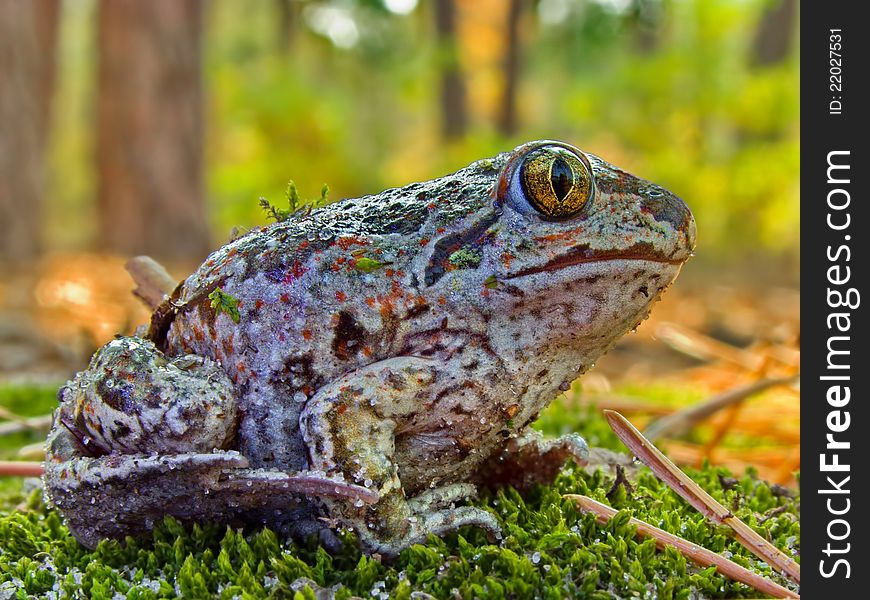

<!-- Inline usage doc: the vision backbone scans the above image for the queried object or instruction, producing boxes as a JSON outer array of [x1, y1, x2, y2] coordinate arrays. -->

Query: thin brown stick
[[604, 410, 801, 585], [0, 461, 44, 477], [566, 495, 798, 599], [0, 414, 53, 436], [567, 495, 797, 598], [125, 255, 177, 310], [0, 405, 30, 424], [642, 375, 798, 442], [655, 322, 763, 369], [17, 441, 46, 460], [655, 322, 800, 371]]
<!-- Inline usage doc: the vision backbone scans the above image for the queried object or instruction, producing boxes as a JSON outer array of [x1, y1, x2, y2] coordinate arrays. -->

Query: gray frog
[[44, 140, 695, 556]]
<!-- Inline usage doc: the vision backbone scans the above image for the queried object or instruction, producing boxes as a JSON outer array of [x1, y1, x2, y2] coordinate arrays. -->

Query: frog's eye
[[517, 146, 593, 219]]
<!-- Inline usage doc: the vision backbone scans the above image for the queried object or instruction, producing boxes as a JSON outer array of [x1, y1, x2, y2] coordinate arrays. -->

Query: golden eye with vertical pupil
[[519, 146, 593, 218]]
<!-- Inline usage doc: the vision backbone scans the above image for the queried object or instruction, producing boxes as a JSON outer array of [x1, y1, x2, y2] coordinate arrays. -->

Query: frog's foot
[[366, 505, 501, 558], [300, 356, 501, 557], [472, 430, 589, 492], [44, 437, 378, 548], [407, 483, 478, 513]]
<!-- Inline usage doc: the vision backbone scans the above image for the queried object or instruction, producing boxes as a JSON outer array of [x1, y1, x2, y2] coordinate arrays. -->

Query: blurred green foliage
[[45, 0, 798, 266]]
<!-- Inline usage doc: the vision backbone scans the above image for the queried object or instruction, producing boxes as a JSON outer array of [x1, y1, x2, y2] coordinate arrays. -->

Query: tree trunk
[[433, 0, 468, 141], [498, 0, 523, 137], [276, 0, 297, 53], [751, 0, 797, 67], [0, 0, 59, 262], [97, 0, 210, 262]]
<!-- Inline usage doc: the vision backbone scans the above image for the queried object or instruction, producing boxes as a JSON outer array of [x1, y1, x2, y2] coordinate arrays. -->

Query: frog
[[43, 140, 695, 557]]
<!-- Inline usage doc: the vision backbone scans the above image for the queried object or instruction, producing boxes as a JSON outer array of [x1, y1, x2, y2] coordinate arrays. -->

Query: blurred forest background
[[2, 0, 798, 265], [0, 0, 799, 483]]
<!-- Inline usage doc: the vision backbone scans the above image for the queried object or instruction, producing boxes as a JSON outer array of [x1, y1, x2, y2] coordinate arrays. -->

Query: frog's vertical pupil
[[550, 157, 574, 201]]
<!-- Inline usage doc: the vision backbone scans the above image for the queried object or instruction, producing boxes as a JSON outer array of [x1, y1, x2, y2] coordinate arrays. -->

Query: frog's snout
[[641, 187, 696, 254]]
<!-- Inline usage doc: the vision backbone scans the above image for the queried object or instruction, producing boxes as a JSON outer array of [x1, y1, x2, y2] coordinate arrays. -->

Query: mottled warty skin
[[44, 141, 695, 556]]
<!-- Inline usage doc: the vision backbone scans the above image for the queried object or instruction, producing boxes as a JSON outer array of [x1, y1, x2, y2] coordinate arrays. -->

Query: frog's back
[[162, 155, 506, 383]]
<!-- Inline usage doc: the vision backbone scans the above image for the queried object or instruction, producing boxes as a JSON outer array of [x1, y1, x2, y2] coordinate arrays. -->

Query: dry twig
[[0, 461, 43, 477], [643, 375, 798, 442], [0, 414, 53, 436], [656, 322, 800, 371], [604, 410, 801, 585], [566, 495, 799, 599], [125, 255, 177, 310]]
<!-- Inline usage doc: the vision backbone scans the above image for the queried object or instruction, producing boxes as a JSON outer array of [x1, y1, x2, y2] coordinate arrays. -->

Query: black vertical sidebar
[[802, 2, 868, 597]]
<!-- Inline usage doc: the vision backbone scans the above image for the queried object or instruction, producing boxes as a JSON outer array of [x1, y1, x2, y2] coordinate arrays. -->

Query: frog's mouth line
[[504, 242, 685, 280]]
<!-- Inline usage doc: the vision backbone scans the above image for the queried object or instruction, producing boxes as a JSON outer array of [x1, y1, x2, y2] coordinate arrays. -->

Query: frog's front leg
[[300, 357, 500, 556], [44, 337, 374, 548], [473, 429, 589, 492]]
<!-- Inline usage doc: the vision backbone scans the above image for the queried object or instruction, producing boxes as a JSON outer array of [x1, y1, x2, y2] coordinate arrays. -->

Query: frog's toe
[[407, 483, 477, 513], [383, 506, 500, 556], [221, 470, 380, 505], [417, 506, 501, 541]]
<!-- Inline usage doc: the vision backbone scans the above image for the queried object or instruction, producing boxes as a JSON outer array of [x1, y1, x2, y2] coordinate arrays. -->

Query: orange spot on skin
[[335, 290, 347, 302], [438, 296, 446, 305], [223, 335, 235, 355], [436, 227, 446, 234], [379, 298, 395, 319], [481, 288, 491, 298], [427, 202, 437, 209], [534, 230, 577, 243], [336, 403, 348, 416], [280, 293, 291, 303], [504, 403, 520, 419], [502, 252, 514, 269], [302, 386, 313, 396], [338, 236, 368, 250], [362, 346, 373, 358], [365, 297, 376, 308], [385, 268, 395, 278], [419, 238, 430, 247], [302, 329, 313, 340], [283, 260, 308, 283], [255, 299, 264, 310], [227, 248, 238, 258]]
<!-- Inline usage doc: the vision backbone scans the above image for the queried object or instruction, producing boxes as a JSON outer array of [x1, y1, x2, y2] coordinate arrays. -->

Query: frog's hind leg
[[300, 357, 500, 557], [473, 430, 589, 492], [44, 336, 376, 548]]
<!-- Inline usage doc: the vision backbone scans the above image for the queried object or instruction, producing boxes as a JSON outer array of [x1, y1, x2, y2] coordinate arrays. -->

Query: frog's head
[[478, 140, 695, 392]]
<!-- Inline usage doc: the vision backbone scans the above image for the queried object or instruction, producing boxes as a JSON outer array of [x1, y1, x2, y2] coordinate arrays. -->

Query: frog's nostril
[[642, 187, 694, 246]]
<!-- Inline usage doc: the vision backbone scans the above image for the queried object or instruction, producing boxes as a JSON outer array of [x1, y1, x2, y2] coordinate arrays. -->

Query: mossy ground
[[0, 384, 799, 599]]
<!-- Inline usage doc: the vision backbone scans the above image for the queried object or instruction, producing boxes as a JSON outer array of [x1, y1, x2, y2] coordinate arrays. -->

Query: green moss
[[353, 257, 390, 273], [0, 386, 799, 598], [448, 248, 482, 269], [208, 288, 241, 323], [259, 180, 331, 223]]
